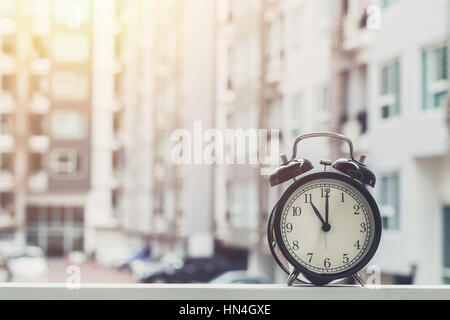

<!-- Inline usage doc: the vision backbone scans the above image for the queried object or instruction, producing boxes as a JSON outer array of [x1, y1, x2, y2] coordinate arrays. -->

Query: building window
[[29, 114, 46, 136], [1, 75, 15, 94], [379, 59, 400, 119], [51, 111, 87, 140], [382, 0, 399, 9], [422, 44, 448, 110], [444, 207, 450, 284], [29, 153, 45, 173], [2, 35, 16, 56], [315, 0, 331, 40], [0, 192, 13, 211], [0, 114, 14, 135], [26, 205, 84, 257], [379, 173, 400, 231], [50, 148, 85, 178], [52, 71, 89, 101], [0, 154, 13, 171]]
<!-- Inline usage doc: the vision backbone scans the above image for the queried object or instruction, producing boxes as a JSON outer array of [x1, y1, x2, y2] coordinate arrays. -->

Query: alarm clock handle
[[290, 132, 359, 164]]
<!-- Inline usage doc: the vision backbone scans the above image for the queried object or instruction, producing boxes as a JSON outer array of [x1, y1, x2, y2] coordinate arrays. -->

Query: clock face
[[279, 177, 377, 275]]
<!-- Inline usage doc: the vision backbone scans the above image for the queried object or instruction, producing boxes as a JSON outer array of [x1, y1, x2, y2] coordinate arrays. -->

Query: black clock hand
[[310, 202, 331, 233], [310, 202, 326, 225], [324, 188, 330, 225]]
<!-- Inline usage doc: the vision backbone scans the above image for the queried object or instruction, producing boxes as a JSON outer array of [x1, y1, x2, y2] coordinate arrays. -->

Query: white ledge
[[0, 284, 449, 300]]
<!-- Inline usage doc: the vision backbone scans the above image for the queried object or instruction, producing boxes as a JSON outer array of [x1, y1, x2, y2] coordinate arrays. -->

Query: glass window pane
[[51, 111, 87, 140], [444, 207, 450, 269]]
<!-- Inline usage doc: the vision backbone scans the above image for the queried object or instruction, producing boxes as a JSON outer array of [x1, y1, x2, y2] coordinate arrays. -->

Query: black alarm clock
[[268, 133, 382, 286]]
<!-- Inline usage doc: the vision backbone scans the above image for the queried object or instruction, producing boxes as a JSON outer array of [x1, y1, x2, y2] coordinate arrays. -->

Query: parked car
[[141, 255, 246, 283], [6, 246, 49, 283], [210, 271, 272, 284], [131, 253, 183, 282]]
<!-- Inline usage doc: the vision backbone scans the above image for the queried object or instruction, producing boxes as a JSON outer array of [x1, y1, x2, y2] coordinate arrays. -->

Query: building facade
[[330, 0, 450, 284], [0, 0, 92, 256]]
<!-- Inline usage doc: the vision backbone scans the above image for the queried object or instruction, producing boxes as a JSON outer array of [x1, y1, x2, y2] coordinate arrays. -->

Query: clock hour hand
[[310, 202, 331, 232]]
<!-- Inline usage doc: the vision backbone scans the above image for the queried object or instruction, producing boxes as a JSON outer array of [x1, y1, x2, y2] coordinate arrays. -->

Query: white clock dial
[[280, 178, 375, 275]]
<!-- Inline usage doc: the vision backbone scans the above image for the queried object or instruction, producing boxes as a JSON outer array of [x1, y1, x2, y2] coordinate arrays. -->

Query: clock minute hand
[[324, 189, 330, 224]]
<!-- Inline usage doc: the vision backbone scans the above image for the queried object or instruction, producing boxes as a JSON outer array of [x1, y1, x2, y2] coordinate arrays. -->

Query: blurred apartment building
[[0, 0, 217, 263], [330, 0, 450, 284], [93, 0, 218, 263], [215, 0, 450, 284], [1, 0, 449, 285], [214, 0, 334, 281], [99, 0, 450, 284], [0, 0, 92, 256]]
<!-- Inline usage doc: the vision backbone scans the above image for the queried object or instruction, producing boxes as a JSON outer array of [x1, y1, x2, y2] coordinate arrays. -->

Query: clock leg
[[287, 268, 301, 287], [352, 272, 366, 287]]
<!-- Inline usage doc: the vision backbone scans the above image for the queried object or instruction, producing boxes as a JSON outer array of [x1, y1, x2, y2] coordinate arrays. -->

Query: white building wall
[[367, 0, 450, 283]]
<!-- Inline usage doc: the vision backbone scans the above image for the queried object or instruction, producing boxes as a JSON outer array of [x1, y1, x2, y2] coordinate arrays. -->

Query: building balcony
[[0, 134, 14, 152], [0, 209, 13, 229], [0, 54, 16, 74], [29, 135, 50, 153], [342, 15, 370, 52], [28, 171, 49, 193], [30, 93, 50, 114], [0, 92, 15, 113], [30, 58, 51, 75], [342, 111, 369, 154], [0, 171, 14, 192]]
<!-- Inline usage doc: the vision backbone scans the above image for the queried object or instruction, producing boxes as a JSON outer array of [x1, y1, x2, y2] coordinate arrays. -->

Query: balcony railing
[[28, 171, 49, 193], [0, 170, 14, 191], [0, 284, 448, 300], [0, 92, 15, 113]]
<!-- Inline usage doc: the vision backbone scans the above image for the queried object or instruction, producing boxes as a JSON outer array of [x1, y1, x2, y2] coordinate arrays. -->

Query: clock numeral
[[354, 205, 361, 215], [341, 192, 345, 203], [292, 241, 300, 251], [354, 240, 361, 250], [307, 253, 313, 263], [343, 254, 349, 264], [286, 223, 293, 233], [292, 207, 302, 216], [321, 188, 330, 198], [360, 223, 367, 233], [324, 258, 331, 269], [304, 194, 312, 204]]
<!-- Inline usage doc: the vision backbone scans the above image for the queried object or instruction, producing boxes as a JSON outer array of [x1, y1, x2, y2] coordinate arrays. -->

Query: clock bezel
[[272, 172, 382, 285]]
